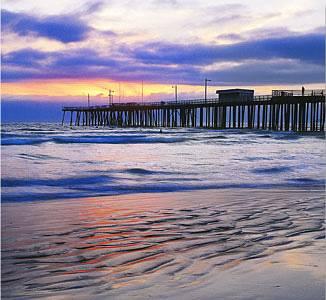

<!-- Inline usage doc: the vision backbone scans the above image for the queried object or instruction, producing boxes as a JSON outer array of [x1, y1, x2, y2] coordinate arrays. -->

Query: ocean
[[1, 123, 325, 201], [1, 123, 325, 299]]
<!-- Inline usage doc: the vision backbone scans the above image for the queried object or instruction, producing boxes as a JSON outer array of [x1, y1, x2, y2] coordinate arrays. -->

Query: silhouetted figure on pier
[[302, 86, 305, 96]]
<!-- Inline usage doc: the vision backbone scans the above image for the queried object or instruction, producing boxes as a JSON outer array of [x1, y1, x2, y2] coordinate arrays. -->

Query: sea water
[[1, 123, 325, 202]]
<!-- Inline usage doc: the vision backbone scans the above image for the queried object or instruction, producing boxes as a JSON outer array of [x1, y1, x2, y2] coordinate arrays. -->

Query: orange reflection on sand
[[263, 247, 325, 281]]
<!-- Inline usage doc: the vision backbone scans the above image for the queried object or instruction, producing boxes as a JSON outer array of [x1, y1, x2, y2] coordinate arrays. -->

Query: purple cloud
[[131, 33, 324, 65], [2, 31, 324, 85], [205, 60, 323, 85], [2, 9, 91, 43], [3, 49, 48, 67]]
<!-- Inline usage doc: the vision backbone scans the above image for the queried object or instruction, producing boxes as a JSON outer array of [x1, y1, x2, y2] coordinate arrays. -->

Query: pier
[[62, 89, 325, 132]]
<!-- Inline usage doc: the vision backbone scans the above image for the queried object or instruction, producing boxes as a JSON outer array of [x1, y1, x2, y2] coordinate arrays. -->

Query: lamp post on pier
[[204, 78, 211, 102], [108, 89, 114, 105], [172, 85, 178, 102]]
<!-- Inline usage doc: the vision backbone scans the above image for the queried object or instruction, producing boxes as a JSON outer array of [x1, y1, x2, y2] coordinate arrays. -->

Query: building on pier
[[216, 89, 254, 103]]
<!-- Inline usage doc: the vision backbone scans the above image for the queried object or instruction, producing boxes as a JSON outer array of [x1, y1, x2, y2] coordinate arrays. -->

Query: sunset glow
[[1, 0, 324, 120]]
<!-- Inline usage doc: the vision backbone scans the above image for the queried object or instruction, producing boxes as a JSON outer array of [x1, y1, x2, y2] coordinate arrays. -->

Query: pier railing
[[63, 90, 325, 111], [63, 96, 273, 110], [63, 98, 219, 110], [272, 89, 325, 97]]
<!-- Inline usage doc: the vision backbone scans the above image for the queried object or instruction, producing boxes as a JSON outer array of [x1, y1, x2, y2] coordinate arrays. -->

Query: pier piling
[[62, 90, 325, 132]]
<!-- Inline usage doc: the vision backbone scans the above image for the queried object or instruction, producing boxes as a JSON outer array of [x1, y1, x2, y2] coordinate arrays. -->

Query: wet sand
[[2, 189, 325, 299]]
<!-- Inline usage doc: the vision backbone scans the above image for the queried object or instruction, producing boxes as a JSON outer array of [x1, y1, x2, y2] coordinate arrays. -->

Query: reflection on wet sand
[[2, 189, 324, 299]]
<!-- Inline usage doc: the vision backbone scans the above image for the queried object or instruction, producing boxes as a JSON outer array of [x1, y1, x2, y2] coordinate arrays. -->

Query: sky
[[1, 0, 325, 121]]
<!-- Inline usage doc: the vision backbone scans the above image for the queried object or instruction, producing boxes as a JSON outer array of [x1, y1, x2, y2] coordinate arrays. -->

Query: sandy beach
[[2, 188, 324, 299]]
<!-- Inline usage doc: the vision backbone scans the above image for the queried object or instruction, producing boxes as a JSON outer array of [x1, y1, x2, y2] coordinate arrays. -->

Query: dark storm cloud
[[1, 9, 91, 43], [132, 33, 324, 65]]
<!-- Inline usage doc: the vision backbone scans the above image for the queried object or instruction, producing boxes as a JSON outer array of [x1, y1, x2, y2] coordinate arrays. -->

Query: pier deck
[[62, 90, 325, 132]]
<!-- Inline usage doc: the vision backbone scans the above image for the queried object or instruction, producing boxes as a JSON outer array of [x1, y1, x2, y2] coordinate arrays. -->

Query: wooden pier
[[62, 90, 325, 132]]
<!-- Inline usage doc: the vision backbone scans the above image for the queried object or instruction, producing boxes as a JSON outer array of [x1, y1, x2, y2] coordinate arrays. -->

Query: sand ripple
[[1, 190, 324, 298]]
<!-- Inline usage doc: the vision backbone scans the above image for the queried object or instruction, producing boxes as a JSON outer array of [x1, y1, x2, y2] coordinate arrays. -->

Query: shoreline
[[2, 185, 325, 204]]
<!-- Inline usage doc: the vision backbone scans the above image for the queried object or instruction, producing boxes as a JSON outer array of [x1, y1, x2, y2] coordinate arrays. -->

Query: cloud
[[1, 9, 91, 43], [84, 1, 106, 14], [205, 59, 324, 85], [2, 48, 48, 67], [1, 47, 200, 83], [223, 27, 295, 41], [131, 33, 324, 66], [205, 3, 246, 14], [210, 14, 249, 25], [2, 48, 119, 80], [1, 30, 324, 85], [51, 49, 118, 68], [150, 0, 179, 7]]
